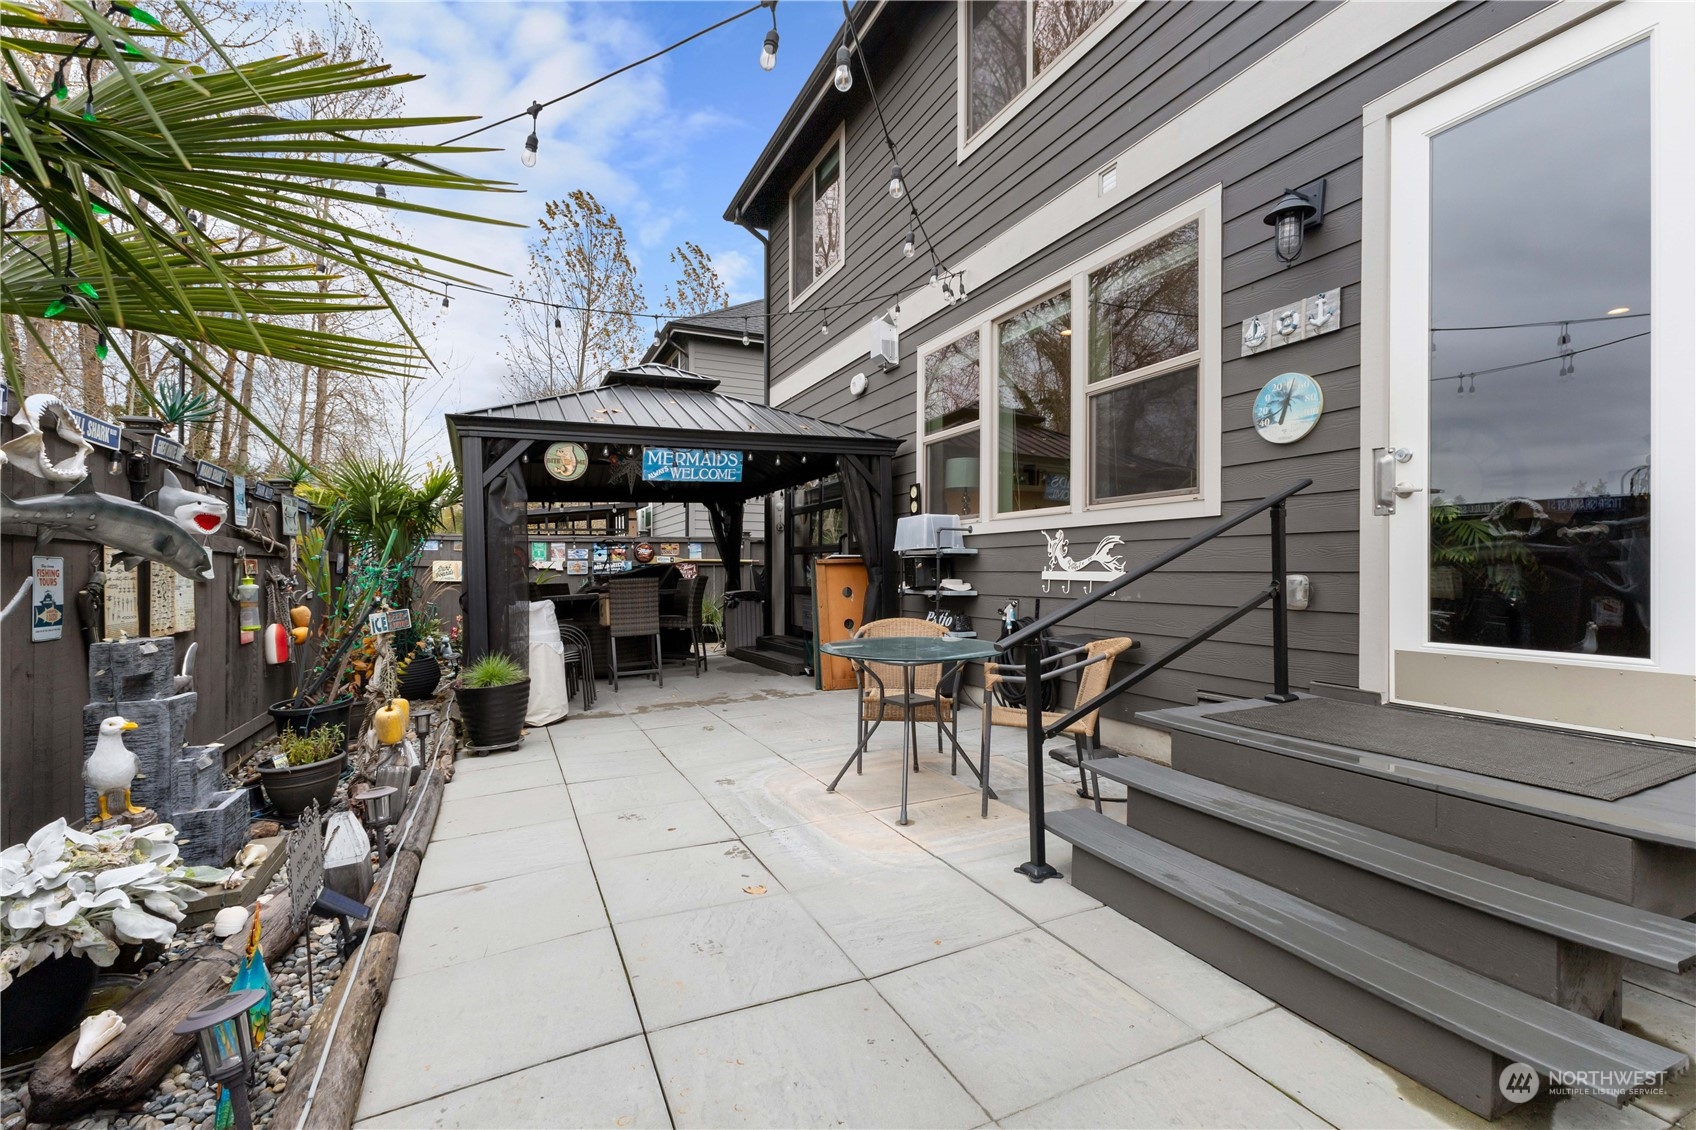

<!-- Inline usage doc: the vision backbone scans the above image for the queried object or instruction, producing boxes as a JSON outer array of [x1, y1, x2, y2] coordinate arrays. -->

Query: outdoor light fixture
[[819, 321, 829, 336], [554, 308, 562, 330], [1263, 179, 1326, 265], [902, 226, 916, 258], [888, 164, 905, 201], [1606, 306, 1631, 316], [521, 101, 542, 168], [833, 46, 852, 92], [760, 28, 779, 71], [355, 784, 399, 863], [741, 316, 751, 346], [441, 287, 451, 309], [173, 988, 265, 1130]]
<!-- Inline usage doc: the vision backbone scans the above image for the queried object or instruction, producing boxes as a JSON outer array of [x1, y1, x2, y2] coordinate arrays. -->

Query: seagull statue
[[86, 716, 143, 821]]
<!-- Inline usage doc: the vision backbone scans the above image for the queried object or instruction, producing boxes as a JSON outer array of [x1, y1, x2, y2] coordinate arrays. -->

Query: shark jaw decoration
[[1, 394, 94, 482], [158, 470, 227, 536], [2, 479, 216, 581]]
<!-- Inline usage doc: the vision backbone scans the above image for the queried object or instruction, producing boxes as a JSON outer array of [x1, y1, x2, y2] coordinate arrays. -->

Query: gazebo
[[446, 364, 903, 662]]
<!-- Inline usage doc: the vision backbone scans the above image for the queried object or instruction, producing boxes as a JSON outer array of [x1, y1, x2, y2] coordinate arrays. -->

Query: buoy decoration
[[374, 698, 408, 746], [263, 622, 290, 665]]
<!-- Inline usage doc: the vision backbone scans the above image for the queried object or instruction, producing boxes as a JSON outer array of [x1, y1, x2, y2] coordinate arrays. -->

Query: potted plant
[[256, 724, 347, 819], [2, 820, 196, 1054], [455, 654, 529, 749]]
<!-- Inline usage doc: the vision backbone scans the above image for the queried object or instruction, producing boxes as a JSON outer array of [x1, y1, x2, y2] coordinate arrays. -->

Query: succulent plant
[[1, 819, 197, 989]]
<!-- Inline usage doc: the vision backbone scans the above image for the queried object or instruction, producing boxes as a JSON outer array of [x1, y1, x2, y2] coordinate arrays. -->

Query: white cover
[[525, 600, 571, 726]]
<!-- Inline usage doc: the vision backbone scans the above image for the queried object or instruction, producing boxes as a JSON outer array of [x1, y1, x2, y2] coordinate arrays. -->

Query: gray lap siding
[[764, 1, 1548, 721]]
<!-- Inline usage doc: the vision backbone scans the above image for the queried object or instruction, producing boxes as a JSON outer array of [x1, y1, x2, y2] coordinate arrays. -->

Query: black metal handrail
[[1003, 478, 1311, 883]]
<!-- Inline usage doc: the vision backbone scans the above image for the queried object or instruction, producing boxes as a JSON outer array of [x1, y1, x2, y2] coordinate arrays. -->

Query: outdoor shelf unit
[[899, 546, 979, 635]]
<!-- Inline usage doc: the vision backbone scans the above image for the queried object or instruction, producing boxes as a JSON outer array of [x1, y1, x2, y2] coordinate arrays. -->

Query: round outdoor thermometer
[[542, 442, 589, 481], [1252, 372, 1323, 444]]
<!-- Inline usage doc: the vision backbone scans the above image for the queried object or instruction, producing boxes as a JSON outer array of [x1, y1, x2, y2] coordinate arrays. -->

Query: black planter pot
[[396, 652, 442, 703], [1, 953, 97, 1055], [456, 680, 530, 749], [257, 751, 347, 819], [268, 697, 354, 742]]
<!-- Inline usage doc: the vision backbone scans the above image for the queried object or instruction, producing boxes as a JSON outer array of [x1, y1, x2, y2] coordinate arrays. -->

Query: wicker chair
[[847, 617, 967, 779], [607, 576, 662, 691], [659, 575, 709, 677], [977, 636, 1134, 816]]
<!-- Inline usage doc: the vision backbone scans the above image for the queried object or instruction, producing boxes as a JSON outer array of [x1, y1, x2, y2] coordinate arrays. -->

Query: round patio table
[[819, 635, 1001, 825]]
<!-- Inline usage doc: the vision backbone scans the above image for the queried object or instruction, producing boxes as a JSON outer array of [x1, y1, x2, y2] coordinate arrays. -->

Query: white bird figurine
[[86, 716, 143, 821], [1579, 622, 1600, 655]]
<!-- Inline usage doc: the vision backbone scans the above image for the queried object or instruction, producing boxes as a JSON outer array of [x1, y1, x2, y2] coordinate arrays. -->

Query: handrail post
[[1015, 637, 1061, 882], [1266, 500, 1299, 703]]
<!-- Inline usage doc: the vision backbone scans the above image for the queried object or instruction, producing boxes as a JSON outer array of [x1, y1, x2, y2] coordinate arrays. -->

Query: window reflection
[[1088, 222, 1198, 383], [997, 290, 1072, 512], [1092, 366, 1197, 502], [924, 332, 982, 433], [968, 0, 1025, 135], [1034, 0, 1111, 74], [1427, 42, 1650, 658]]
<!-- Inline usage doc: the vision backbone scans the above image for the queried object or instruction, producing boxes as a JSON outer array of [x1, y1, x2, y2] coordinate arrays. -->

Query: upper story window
[[789, 128, 845, 305], [964, 1, 1117, 144]]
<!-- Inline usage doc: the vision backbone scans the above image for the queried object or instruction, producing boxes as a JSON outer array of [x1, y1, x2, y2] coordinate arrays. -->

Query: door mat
[[1224, 697, 1696, 801]]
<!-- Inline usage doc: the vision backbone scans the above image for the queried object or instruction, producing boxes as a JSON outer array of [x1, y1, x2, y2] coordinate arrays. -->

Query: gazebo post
[[462, 436, 489, 659]]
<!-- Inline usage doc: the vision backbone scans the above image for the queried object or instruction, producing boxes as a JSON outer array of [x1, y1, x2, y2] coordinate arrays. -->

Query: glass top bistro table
[[818, 635, 1001, 825]]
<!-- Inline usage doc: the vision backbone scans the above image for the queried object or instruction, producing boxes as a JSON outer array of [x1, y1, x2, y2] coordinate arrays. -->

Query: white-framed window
[[788, 126, 846, 307], [957, 0, 1137, 160], [916, 186, 1221, 534]]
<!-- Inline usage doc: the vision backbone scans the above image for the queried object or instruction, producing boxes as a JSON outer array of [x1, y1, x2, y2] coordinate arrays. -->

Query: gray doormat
[[1223, 697, 1696, 801]]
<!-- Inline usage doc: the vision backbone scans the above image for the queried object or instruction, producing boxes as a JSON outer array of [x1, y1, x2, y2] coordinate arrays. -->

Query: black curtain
[[705, 500, 745, 590], [839, 454, 892, 623], [485, 466, 531, 666]]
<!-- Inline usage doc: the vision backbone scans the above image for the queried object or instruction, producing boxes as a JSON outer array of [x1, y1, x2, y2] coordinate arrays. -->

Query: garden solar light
[[412, 706, 435, 742], [173, 988, 265, 1130], [355, 784, 399, 861]]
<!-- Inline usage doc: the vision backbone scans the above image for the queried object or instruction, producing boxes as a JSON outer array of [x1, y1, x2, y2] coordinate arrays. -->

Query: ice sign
[[642, 447, 743, 483]]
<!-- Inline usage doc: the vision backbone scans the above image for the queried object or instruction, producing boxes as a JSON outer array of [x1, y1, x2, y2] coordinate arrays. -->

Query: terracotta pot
[[1, 953, 97, 1055], [257, 752, 347, 818], [456, 679, 530, 749]]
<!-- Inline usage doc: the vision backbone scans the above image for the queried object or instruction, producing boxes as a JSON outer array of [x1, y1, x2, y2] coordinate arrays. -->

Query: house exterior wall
[[752, 0, 1552, 721]]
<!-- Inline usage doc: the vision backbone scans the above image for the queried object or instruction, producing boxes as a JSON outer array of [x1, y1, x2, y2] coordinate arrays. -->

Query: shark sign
[[1040, 530, 1126, 595]]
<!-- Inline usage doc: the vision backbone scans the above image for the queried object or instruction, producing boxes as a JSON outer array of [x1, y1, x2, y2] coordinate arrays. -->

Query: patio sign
[[104, 547, 140, 639], [367, 607, 412, 635], [642, 447, 743, 483], [70, 409, 121, 451], [232, 475, 250, 527], [30, 556, 64, 642], [151, 433, 185, 466], [1040, 529, 1126, 595], [195, 460, 228, 489]]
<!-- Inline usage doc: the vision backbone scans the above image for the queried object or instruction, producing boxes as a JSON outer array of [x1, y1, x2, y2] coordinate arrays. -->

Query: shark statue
[[1, 394, 94, 482], [158, 469, 227, 536], [2, 478, 216, 581]]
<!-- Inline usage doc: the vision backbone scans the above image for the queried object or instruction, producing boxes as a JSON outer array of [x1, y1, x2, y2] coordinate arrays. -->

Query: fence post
[[1015, 638, 1061, 882], [1266, 500, 1299, 703]]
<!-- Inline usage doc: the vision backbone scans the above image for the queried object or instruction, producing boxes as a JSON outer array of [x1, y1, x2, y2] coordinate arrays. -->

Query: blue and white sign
[[71, 409, 122, 451], [151, 433, 185, 466], [232, 475, 250, 527], [642, 447, 743, 483]]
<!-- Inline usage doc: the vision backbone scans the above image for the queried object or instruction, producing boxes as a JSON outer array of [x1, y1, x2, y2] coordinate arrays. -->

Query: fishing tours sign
[[31, 556, 65, 642], [641, 447, 743, 484]]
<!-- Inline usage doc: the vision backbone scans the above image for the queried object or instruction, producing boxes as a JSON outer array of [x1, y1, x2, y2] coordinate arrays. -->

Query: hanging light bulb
[[833, 46, 852, 93], [819, 321, 829, 337], [521, 101, 542, 168], [760, 27, 780, 71], [887, 164, 904, 201], [741, 317, 751, 347], [902, 225, 915, 258], [441, 287, 451, 309], [554, 308, 562, 330], [929, 267, 939, 287], [374, 183, 386, 199], [95, 334, 109, 362]]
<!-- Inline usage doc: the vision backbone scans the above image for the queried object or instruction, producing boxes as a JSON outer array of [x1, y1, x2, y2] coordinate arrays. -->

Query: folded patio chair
[[978, 636, 1134, 816]]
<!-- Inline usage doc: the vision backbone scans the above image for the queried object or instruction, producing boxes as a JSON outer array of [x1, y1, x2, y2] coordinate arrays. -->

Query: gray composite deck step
[[1047, 808, 1690, 1105], [1087, 755, 1696, 973]]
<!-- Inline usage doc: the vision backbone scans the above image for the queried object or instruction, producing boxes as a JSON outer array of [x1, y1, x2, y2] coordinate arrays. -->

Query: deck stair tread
[[1086, 755, 1696, 973], [1048, 808, 1689, 1104]]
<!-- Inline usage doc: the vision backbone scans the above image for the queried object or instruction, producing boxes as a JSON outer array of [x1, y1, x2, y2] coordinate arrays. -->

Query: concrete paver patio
[[355, 660, 1696, 1129]]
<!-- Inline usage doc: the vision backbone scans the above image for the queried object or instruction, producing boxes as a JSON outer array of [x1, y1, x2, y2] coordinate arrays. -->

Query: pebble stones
[[1, 873, 348, 1130]]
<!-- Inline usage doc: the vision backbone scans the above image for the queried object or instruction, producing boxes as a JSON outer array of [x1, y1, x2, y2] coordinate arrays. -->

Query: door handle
[[1394, 482, 1424, 498], [1374, 448, 1415, 515]]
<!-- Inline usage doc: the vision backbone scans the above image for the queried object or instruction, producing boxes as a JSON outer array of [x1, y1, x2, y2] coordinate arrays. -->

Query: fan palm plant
[[1, 0, 516, 462]]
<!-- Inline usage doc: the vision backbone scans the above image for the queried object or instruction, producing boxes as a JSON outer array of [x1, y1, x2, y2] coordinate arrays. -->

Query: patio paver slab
[[354, 1036, 669, 1129], [578, 796, 737, 861], [945, 846, 1101, 925], [793, 866, 1030, 977], [742, 811, 936, 892], [555, 742, 671, 783], [999, 1039, 1328, 1128], [357, 928, 640, 1117], [692, 761, 866, 835], [595, 840, 778, 924], [618, 891, 859, 1030], [568, 769, 701, 816], [872, 929, 1196, 1119], [411, 818, 586, 897], [393, 861, 606, 979], [432, 784, 573, 841], [436, 757, 562, 801], [649, 981, 987, 1129]]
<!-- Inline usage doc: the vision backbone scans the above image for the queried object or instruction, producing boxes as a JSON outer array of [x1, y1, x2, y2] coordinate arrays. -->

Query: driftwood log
[[26, 892, 299, 1124], [396, 770, 444, 860], [364, 849, 420, 938], [267, 930, 400, 1130]]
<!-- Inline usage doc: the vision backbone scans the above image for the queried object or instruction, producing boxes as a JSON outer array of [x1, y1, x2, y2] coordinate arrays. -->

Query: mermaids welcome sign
[[642, 447, 743, 484]]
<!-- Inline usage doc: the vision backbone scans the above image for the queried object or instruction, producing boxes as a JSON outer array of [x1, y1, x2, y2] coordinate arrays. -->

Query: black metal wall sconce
[[1263, 178, 1327, 265]]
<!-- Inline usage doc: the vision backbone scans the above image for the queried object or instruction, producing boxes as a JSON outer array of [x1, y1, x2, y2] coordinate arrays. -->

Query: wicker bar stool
[[607, 576, 663, 691], [659, 575, 710, 677]]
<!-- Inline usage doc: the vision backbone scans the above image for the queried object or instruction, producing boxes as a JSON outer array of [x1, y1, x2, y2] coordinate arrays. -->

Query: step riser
[[1071, 847, 1517, 1119], [1126, 792, 1625, 1021], [1170, 730, 1696, 914]]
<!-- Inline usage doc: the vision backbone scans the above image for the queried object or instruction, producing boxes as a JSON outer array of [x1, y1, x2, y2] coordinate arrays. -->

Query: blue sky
[[347, 0, 846, 448]]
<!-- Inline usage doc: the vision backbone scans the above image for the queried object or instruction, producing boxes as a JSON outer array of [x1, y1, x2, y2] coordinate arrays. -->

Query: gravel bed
[[2, 873, 347, 1130]]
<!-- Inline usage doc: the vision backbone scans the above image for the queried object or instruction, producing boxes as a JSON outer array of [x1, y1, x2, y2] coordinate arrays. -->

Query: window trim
[[956, 0, 1142, 163], [787, 124, 848, 311], [915, 186, 1221, 536]]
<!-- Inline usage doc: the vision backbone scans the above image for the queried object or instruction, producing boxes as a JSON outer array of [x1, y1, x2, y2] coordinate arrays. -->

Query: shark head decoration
[[158, 470, 227, 537], [1, 394, 94, 482]]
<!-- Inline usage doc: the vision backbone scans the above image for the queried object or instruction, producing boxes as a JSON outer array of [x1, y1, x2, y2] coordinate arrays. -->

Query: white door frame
[[1359, 1, 1695, 742]]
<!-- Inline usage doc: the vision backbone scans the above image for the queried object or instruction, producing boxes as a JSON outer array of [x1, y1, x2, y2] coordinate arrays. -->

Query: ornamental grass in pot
[[455, 654, 529, 749]]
